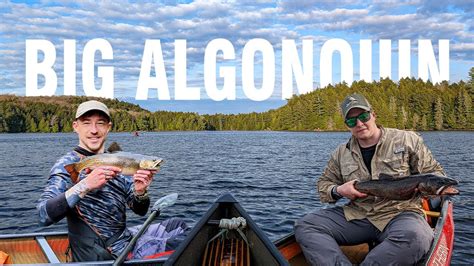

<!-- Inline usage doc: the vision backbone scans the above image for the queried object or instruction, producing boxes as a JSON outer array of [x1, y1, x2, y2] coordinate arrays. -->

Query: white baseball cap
[[75, 100, 111, 120]]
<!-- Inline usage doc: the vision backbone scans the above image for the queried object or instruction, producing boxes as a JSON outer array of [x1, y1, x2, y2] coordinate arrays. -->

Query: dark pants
[[294, 207, 433, 266]]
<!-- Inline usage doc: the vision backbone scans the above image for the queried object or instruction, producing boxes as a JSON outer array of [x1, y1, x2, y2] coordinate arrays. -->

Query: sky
[[0, 0, 473, 113]]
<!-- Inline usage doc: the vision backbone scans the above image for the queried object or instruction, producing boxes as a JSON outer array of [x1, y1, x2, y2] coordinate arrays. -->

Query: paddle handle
[[113, 210, 160, 266]]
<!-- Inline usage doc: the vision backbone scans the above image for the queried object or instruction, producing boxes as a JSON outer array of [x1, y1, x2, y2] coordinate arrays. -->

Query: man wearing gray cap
[[294, 93, 445, 265], [37, 100, 187, 262]]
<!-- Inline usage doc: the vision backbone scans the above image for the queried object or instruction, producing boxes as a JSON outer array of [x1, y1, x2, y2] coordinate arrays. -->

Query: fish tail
[[64, 163, 80, 183]]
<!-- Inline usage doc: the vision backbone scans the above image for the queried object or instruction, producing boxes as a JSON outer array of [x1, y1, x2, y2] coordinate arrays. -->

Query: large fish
[[65, 151, 163, 183], [354, 173, 459, 200]]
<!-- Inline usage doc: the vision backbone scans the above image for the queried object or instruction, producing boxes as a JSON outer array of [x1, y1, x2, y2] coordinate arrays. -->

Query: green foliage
[[469, 67, 474, 91], [1, 76, 473, 133]]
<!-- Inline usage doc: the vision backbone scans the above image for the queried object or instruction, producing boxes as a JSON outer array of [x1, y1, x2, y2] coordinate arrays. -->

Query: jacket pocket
[[341, 164, 359, 181], [382, 157, 409, 176]]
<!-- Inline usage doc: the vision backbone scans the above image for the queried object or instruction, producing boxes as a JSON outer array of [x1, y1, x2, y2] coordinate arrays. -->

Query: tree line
[[1, 76, 473, 133]]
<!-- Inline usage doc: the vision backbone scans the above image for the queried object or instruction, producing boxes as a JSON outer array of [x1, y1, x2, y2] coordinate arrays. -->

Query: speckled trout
[[64, 152, 163, 183], [354, 173, 459, 200]]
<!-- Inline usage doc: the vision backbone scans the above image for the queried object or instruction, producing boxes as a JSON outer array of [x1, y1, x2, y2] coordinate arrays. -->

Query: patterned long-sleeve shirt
[[37, 149, 150, 256]]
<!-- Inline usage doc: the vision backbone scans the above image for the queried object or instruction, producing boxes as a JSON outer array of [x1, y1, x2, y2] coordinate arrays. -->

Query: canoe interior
[[275, 196, 454, 266], [166, 193, 288, 266], [276, 233, 370, 265], [0, 234, 69, 264]]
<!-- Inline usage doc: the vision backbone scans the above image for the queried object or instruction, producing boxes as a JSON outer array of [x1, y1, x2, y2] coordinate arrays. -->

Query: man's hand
[[83, 166, 122, 190], [133, 169, 157, 195], [337, 180, 368, 200]]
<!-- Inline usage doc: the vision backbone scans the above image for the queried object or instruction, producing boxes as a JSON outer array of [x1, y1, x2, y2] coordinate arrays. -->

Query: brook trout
[[64, 152, 163, 183], [354, 173, 459, 200]]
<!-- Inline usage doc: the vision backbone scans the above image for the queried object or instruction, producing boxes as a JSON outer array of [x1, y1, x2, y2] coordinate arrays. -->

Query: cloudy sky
[[0, 0, 473, 111]]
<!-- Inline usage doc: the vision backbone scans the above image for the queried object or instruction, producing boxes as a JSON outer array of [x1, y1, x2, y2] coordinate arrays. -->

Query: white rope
[[206, 217, 249, 246], [219, 217, 247, 230]]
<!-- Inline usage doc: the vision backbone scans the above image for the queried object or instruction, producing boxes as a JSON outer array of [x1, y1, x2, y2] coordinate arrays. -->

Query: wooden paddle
[[112, 193, 178, 266]]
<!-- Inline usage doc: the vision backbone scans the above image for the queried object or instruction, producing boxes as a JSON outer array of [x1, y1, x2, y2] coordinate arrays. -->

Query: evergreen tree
[[28, 117, 38, 132], [469, 67, 474, 91], [434, 97, 444, 130]]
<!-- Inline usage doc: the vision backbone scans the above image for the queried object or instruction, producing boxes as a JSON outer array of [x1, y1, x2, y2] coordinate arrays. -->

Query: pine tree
[[27, 117, 38, 132], [421, 115, 428, 131], [38, 118, 49, 132], [412, 113, 420, 130], [434, 97, 443, 130], [469, 67, 474, 91]]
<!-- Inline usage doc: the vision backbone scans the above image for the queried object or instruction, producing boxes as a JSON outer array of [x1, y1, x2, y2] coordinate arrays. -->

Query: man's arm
[[126, 186, 150, 216], [37, 168, 73, 226], [37, 157, 122, 226], [410, 135, 446, 176], [318, 151, 344, 203], [125, 170, 154, 216], [318, 148, 367, 202]]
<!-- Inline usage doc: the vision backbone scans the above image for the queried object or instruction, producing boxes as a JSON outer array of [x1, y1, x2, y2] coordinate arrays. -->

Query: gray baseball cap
[[341, 93, 372, 118], [75, 100, 111, 120]]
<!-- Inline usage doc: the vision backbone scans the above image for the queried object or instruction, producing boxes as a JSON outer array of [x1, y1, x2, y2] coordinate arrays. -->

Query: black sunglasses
[[345, 111, 371, 128]]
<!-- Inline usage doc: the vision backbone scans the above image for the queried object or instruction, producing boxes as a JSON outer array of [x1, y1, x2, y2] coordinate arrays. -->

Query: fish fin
[[378, 173, 396, 180], [107, 142, 122, 153], [64, 163, 79, 183]]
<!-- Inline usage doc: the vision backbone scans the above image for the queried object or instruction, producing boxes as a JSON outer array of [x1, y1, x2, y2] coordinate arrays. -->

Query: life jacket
[[67, 212, 121, 261], [67, 146, 123, 262]]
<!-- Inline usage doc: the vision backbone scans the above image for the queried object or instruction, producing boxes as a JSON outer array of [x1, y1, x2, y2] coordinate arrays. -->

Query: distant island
[[1, 76, 473, 133]]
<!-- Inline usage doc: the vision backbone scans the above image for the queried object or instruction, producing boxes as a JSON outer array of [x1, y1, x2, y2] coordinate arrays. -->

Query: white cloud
[[0, 0, 472, 96]]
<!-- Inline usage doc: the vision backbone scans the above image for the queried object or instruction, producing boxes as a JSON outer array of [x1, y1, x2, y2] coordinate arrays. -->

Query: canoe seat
[[340, 243, 370, 264], [422, 197, 442, 226]]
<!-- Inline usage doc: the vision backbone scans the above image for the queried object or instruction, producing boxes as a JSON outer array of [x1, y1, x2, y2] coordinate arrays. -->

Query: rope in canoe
[[207, 217, 248, 246], [219, 217, 247, 230], [203, 217, 250, 266]]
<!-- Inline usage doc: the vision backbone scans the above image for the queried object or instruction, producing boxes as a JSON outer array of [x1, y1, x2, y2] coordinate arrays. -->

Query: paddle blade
[[152, 193, 178, 211]]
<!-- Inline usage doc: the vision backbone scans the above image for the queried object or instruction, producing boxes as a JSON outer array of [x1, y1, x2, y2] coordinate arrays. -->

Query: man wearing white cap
[[295, 93, 446, 265], [37, 100, 187, 262]]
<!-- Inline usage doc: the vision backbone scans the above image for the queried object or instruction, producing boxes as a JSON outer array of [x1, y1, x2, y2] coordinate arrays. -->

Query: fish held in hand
[[65, 152, 163, 183], [354, 173, 459, 200]]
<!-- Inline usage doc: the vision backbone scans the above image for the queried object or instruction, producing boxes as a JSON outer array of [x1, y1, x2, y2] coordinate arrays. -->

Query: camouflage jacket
[[37, 149, 150, 257], [318, 127, 445, 231]]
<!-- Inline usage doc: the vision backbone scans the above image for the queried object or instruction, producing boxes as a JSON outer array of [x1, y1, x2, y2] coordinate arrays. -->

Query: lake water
[[0, 131, 472, 264]]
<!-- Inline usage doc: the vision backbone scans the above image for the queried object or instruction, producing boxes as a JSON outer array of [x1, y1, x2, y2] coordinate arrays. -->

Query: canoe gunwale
[[422, 196, 454, 265], [0, 231, 68, 239]]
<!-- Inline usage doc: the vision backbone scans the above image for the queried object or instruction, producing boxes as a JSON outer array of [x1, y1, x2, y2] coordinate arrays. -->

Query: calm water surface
[[0, 131, 472, 264]]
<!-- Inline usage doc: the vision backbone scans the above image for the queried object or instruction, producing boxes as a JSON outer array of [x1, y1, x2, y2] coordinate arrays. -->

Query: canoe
[[0, 195, 454, 265], [165, 193, 289, 265], [274, 196, 455, 265]]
